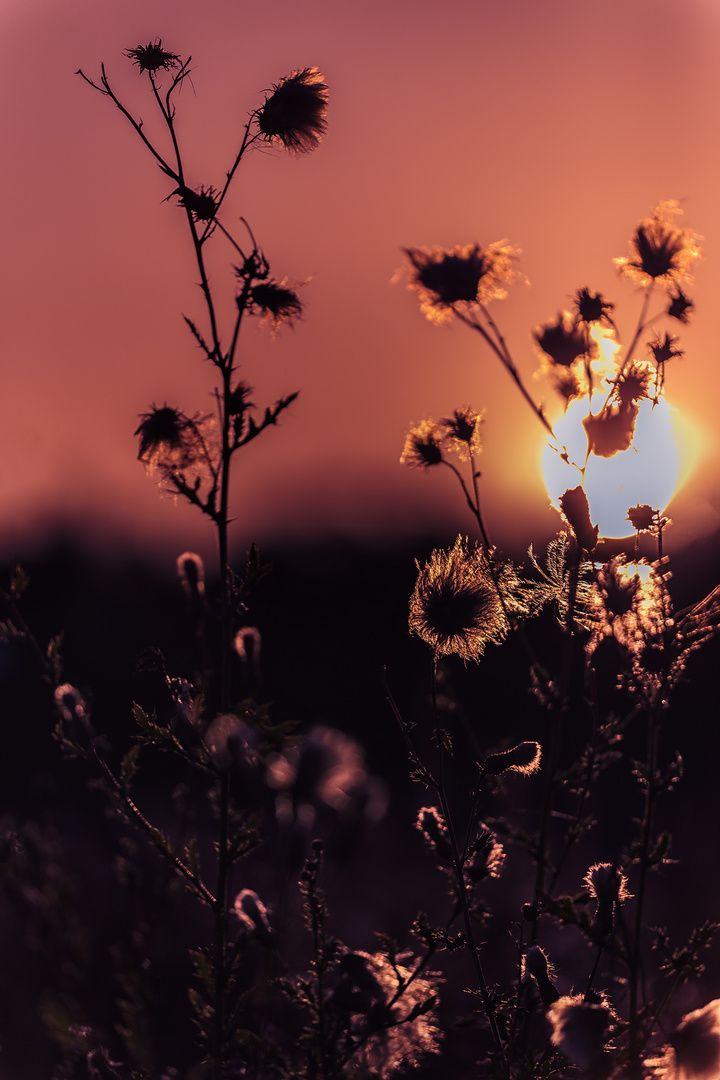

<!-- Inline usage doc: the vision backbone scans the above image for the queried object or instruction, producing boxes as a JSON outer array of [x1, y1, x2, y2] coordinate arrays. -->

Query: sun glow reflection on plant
[[543, 397, 680, 539]]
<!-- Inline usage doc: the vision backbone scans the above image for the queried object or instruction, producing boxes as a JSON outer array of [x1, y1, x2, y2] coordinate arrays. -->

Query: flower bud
[[482, 741, 542, 777], [584, 862, 630, 938], [234, 889, 273, 944], [522, 945, 559, 1006]]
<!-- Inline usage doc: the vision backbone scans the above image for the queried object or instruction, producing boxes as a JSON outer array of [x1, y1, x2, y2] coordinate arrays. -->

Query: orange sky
[[2, 0, 720, 565]]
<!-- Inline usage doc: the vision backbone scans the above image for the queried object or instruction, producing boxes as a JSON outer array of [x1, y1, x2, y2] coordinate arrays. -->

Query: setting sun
[[543, 397, 680, 539]]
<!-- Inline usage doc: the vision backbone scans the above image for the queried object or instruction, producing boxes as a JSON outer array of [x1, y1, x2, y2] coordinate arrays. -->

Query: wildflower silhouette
[[409, 536, 509, 661], [394, 200, 720, 1078], [70, 40, 331, 1080], [615, 199, 702, 290], [256, 66, 329, 153]]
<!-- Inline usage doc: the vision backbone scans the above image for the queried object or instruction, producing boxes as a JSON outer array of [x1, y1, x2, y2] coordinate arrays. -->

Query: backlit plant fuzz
[[400, 419, 445, 469], [256, 67, 329, 154], [441, 405, 484, 461], [247, 279, 303, 331], [135, 405, 214, 477], [614, 200, 702, 291], [409, 536, 509, 661], [402, 241, 522, 325]]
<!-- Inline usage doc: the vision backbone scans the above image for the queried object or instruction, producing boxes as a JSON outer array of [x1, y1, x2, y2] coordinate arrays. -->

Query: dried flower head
[[256, 67, 328, 154], [403, 241, 522, 325], [409, 536, 508, 661], [615, 200, 702, 291], [135, 405, 213, 476], [668, 287, 694, 323], [626, 504, 656, 533], [267, 725, 386, 830], [589, 557, 668, 650], [548, 993, 616, 1073], [649, 999, 720, 1080], [125, 40, 181, 74], [649, 331, 684, 368], [613, 360, 654, 406], [441, 406, 484, 460], [247, 280, 303, 331], [400, 419, 445, 469], [546, 362, 587, 408], [534, 311, 590, 367], [574, 287, 616, 327]]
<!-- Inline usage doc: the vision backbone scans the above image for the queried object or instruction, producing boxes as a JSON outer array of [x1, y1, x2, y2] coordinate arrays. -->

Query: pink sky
[[2, 0, 720, 565]]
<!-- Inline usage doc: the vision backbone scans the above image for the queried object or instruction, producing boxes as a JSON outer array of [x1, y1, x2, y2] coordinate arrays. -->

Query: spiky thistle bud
[[482, 741, 542, 777], [522, 945, 559, 1005]]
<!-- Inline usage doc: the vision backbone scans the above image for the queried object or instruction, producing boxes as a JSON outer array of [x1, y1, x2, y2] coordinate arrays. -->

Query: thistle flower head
[[125, 40, 181, 74], [176, 185, 218, 222], [668, 287, 695, 323], [613, 360, 654, 406], [402, 241, 522, 325], [135, 405, 213, 476], [548, 993, 616, 1073], [267, 725, 386, 830], [649, 331, 684, 368], [256, 67, 328, 154], [247, 279, 303, 331], [534, 311, 590, 368], [400, 419, 445, 469], [626, 504, 656, 533], [441, 406, 484, 460], [408, 536, 508, 661], [574, 287, 615, 327], [615, 200, 702, 291], [649, 999, 720, 1080], [588, 556, 670, 664]]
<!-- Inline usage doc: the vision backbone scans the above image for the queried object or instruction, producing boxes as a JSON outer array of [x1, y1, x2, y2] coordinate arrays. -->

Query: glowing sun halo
[[542, 397, 679, 539]]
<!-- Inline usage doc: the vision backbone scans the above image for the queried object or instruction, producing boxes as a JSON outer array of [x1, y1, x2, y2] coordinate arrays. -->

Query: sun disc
[[542, 397, 679, 539]]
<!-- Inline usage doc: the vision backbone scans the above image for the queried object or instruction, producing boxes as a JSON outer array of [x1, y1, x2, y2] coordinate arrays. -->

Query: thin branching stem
[[432, 665, 506, 1064]]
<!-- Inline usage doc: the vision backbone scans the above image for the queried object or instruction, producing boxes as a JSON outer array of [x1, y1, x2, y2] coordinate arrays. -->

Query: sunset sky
[[3, 0, 720, 565]]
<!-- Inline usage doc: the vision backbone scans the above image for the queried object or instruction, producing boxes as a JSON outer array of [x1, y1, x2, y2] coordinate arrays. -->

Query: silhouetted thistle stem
[[533, 547, 581, 916], [432, 670, 506, 1063], [628, 705, 662, 1063], [455, 310, 558, 445]]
